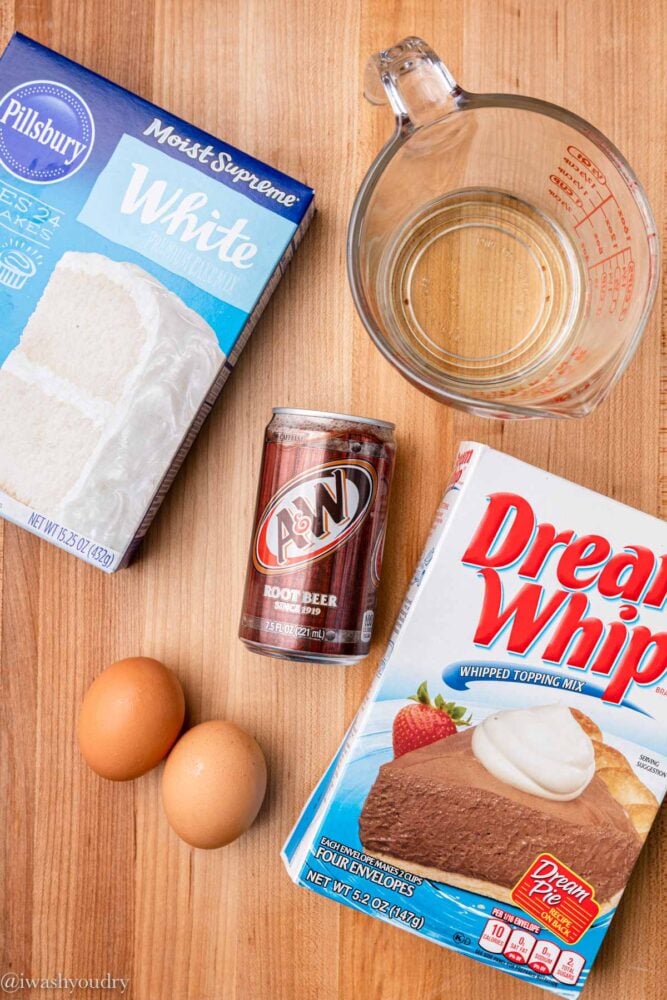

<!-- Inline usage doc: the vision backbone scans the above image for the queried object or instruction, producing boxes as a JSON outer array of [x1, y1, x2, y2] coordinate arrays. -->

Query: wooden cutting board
[[0, 1, 664, 998]]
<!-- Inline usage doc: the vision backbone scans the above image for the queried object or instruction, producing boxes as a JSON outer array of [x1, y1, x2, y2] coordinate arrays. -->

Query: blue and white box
[[284, 442, 667, 997], [0, 34, 314, 570]]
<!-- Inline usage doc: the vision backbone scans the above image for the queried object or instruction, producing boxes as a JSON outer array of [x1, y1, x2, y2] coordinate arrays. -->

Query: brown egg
[[161, 720, 267, 849], [78, 656, 185, 780]]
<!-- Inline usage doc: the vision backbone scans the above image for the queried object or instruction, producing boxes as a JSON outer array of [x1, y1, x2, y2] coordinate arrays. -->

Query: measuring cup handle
[[364, 37, 462, 128]]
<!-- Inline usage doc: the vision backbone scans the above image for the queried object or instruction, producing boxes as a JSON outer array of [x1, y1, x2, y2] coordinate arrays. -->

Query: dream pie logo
[[253, 461, 376, 574], [0, 80, 94, 183], [511, 853, 600, 944]]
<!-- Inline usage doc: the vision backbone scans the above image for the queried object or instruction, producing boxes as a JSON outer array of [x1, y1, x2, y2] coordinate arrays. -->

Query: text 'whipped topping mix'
[[0, 34, 314, 570], [283, 442, 667, 999]]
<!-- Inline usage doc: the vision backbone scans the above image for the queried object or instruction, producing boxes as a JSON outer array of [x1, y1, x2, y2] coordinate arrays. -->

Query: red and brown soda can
[[239, 408, 396, 664]]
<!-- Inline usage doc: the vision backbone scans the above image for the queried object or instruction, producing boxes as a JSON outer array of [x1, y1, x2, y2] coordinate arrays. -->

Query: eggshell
[[78, 656, 185, 780], [161, 720, 267, 849]]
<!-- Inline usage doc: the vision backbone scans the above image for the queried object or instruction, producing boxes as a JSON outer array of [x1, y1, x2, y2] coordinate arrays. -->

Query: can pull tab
[[364, 37, 462, 128]]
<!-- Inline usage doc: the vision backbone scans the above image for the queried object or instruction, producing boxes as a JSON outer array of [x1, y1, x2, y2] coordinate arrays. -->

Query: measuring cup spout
[[364, 37, 461, 128]]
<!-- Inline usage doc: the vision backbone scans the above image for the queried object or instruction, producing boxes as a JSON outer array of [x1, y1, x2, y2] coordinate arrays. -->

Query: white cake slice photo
[[0, 251, 225, 552]]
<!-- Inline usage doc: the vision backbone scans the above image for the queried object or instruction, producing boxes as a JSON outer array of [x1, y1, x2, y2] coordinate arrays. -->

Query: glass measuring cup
[[348, 37, 659, 419]]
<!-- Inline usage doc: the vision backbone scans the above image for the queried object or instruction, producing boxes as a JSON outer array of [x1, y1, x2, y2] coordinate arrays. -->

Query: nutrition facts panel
[[479, 916, 585, 987]]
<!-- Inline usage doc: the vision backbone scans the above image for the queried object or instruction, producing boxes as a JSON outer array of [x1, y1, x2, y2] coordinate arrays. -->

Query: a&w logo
[[253, 461, 376, 573]]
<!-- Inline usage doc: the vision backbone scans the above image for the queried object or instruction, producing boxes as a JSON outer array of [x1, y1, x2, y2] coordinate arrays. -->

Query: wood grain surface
[[0, 1, 665, 998]]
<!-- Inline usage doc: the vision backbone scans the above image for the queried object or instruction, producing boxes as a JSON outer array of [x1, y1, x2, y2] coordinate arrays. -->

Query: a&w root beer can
[[239, 408, 396, 663]]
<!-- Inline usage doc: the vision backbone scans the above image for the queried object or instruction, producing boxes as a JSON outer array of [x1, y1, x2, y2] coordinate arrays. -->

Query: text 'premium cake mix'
[[0, 34, 314, 570], [284, 443, 667, 997]]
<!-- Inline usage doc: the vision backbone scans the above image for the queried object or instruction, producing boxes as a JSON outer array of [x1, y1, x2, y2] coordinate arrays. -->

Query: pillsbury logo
[[0, 79, 94, 183]]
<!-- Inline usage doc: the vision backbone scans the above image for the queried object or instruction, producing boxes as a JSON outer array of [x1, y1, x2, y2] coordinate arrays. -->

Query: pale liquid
[[378, 189, 585, 386]]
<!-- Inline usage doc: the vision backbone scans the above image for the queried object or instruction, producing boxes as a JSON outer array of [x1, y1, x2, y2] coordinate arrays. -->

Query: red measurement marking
[[567, 145, 607, 185], [574, 193, 614, 229], [588, 247, 632, 270]]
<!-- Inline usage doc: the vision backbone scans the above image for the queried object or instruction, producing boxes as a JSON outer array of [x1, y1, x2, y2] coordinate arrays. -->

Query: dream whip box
[[0, 34, 314, 570], [284, 443, 667, 997]]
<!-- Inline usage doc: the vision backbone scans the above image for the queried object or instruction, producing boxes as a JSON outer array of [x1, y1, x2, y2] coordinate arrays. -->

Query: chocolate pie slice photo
[[359, 704, 658, 912]]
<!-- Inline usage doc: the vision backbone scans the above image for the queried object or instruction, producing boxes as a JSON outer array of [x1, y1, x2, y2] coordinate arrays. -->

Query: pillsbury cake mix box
[[284, 443, 667, 997], [0, 34, 313, 570]]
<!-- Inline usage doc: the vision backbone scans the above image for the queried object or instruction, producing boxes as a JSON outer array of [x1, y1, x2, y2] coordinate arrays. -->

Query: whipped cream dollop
[[471, 704, 595, 801]]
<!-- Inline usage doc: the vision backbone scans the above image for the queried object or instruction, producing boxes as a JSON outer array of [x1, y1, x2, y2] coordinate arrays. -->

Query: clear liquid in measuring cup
[[378, 188, 586, 386]]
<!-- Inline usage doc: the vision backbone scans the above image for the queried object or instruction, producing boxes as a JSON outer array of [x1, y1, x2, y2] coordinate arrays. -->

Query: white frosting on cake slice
[[0, 251, 225, 550]]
